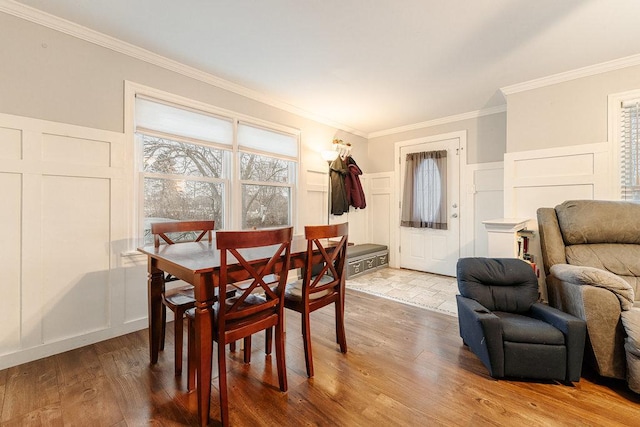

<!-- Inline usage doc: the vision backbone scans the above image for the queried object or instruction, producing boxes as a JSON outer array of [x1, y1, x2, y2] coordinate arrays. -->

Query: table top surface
[[137, 235, 339, 274]]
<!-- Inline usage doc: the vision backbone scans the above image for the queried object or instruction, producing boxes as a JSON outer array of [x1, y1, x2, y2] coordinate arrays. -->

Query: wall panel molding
[[0, 112, 133, 369]]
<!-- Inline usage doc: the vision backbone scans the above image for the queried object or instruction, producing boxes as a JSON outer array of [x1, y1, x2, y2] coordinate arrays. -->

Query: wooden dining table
[[138, 234, 344, 426]]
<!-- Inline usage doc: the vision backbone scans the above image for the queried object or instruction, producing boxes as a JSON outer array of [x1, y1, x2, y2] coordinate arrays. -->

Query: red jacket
[[345, 157, 366, 209]]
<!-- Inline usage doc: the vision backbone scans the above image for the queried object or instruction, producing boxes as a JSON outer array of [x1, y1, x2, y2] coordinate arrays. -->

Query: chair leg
[[243, 336, 251, 364], [218, 337, 230, 427], [230, 341, 236, 352], [186, 317, 196, 392], [275, 319, 288, 391], [160, 304, 167, 351], [265, 327, 273, 355], [174, 308, 184, 375], [301, 310, 314, 378], [335, 300, 347, 354]]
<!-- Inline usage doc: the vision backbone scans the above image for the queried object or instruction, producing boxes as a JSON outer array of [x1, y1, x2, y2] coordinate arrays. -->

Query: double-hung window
[[237, 123, 297, 229], [134, 95, 298, 243]]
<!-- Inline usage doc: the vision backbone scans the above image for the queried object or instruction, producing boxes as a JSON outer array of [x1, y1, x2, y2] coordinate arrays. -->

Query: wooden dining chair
[[150, 220, 214, 376], [284, 222, 348, 378], [186, 226, 292, 427]]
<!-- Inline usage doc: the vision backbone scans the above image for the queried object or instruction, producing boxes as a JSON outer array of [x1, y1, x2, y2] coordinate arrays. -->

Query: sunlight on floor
[[345, 267, 458, 316]]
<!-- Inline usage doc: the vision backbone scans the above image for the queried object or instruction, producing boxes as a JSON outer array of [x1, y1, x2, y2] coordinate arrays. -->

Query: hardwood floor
[[1, 289, 639, 426]]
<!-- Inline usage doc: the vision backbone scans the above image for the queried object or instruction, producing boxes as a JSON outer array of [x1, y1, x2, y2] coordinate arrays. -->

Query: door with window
[[399, 137, 460, 276]]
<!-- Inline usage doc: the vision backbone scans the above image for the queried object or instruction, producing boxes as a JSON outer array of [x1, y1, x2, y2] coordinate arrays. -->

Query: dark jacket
[[329, 157, 349, 215]]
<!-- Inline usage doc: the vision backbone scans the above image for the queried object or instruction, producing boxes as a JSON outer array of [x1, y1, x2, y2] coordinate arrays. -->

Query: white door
[[399, 137, 460, 276]]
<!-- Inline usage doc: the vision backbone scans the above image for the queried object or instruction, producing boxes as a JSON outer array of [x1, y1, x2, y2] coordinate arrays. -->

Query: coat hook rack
[[332, 138, 352, 159]]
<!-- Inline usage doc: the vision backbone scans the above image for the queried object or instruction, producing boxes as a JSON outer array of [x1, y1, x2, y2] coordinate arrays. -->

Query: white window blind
[[135, 96, 233, 146], [237, 122, 298, 159], [621, 100, 640, 200]]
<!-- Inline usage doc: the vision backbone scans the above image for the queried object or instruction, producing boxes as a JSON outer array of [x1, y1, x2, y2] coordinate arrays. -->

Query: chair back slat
[[151, 220, 215, 247], [303, 223, 348, 298], [216, 227, 293, 329]]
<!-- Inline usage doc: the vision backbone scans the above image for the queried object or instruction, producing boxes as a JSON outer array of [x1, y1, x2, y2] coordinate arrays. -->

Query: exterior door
[[399, 137, 460, 276]]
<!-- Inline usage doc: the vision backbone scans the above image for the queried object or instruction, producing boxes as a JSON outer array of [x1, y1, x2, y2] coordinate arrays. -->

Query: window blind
[[135, 96, 233, 146], [621, 100, 640, 200], [237, 122, 298, 159]]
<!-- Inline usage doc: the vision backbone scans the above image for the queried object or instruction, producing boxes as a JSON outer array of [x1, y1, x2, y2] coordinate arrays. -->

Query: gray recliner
[[456, 257, 586, 382], [538, 199, 640, 392]]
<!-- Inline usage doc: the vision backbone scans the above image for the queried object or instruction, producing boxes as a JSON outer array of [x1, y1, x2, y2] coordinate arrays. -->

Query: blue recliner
[[456, 257, 586, 382]]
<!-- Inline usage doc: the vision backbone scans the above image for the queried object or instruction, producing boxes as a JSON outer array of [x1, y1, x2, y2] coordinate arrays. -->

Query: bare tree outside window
[[141, 135, 224, 243], [140, 135, 295, 240]]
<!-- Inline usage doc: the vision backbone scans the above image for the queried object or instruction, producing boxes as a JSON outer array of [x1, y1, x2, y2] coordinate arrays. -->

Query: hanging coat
[[345, 156, 366, 209], [329, 156, 349, 215]]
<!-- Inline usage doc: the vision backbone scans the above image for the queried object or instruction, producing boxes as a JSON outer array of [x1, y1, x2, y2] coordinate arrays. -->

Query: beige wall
[[367, 112, 506, 173], [0, 12, 367, 171], [506, 64, 640, 153]]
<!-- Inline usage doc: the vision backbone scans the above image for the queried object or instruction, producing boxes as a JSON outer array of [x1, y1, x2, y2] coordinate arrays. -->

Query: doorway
[[398, 135, 461, 277]]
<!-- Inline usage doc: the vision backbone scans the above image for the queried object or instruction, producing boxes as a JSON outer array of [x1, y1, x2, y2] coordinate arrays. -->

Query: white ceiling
[[11, 0, 640, 136]]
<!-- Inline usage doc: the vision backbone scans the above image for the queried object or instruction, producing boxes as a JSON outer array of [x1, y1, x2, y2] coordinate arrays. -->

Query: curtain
[[401, 150, 447, 229]]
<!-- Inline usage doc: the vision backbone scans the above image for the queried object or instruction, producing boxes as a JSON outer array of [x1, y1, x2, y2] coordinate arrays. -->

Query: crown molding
[[369, 104, 507, 139], [501, 53, 640, 96], [0, 0, 367, 137]]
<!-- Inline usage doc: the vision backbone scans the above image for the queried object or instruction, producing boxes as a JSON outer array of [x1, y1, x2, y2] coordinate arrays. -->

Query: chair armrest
[[530, 302, 586, 381], [547, 276, 627, 379], [530, 302, 585, 334], [550, 264, 634, 310], [456, 295, 504, 377]]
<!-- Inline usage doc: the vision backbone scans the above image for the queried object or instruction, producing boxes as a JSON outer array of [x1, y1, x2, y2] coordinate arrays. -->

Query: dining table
[[138, 234, 345, 426]]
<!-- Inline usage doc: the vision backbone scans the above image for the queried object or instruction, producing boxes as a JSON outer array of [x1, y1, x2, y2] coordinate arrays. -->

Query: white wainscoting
[[366, 172, 393, 247], [465, 162, 504, 257], [0, 113, 142, 370], [504, 142, 611, 219], [504, 142, 612, 298], [304, 168, 329, 227]]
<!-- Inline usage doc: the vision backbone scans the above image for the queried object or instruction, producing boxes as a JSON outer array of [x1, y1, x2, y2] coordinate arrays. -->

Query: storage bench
[[346, 244, 388, 279]]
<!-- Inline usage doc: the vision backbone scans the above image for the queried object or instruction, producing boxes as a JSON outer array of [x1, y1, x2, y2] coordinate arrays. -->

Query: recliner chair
[[456, 257, 586, 382]]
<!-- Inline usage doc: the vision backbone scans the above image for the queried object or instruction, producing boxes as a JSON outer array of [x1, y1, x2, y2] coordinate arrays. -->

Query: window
[[135, 95, 298, 243], [620, 100, 640, 200]]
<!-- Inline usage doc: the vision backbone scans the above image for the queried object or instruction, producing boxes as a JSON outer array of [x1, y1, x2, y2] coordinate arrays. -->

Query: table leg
[[147, 265, 164, 364], [195, 275, 214, 427]]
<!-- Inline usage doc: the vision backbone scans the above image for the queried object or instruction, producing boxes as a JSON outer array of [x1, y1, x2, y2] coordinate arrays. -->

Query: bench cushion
[[347, 244, 388, 259]]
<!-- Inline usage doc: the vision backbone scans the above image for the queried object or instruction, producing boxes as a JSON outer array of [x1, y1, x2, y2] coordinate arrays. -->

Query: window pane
[[143, 177, 223, 244], [142, 135, 223, 178], [240, 152, 291, 183], [242, 184, 290, 229]]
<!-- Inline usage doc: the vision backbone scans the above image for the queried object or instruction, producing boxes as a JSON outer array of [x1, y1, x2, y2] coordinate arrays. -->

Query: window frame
[[125, 82, 300, 242]]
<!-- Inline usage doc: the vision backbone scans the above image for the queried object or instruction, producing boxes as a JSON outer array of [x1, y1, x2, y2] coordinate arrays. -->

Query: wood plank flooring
[[1, 289, 639, 426]]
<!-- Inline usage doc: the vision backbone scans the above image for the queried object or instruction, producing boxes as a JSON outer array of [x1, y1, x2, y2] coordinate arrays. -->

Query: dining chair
[[186, 226, 292, 427], [284, 222, 348, 377], [151, 220, 214, 376]]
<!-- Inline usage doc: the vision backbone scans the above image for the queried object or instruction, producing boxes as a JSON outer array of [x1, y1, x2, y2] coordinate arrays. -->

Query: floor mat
[[345, 267, 458, 317]]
